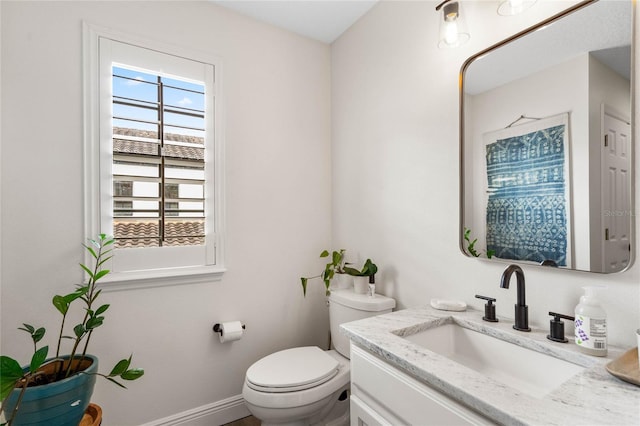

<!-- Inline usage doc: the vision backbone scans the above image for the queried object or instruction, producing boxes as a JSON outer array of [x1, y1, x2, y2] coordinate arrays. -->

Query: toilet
[[242, 288, 395, 426]]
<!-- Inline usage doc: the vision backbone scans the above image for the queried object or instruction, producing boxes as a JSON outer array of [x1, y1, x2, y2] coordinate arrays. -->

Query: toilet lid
[[246, 346, 339, 393]]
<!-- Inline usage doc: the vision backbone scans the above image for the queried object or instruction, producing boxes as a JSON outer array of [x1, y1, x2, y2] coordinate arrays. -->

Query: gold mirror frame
[[459, 0, 635, 273]]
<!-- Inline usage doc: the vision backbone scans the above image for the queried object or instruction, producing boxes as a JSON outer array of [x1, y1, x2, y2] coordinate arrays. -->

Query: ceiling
[[210, 1, 631, 90], [211, 0, 379, 44]]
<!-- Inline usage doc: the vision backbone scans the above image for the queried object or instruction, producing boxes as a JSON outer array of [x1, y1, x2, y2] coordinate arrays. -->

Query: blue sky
[[112, 66, 205, 138]]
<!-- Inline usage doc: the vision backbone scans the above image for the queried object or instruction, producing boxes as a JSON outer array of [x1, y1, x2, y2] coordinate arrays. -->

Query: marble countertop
[[340, 305, 640, 426]]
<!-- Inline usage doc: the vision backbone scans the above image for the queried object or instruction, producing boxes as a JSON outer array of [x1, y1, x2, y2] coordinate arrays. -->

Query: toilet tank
[[329, 289, 395, 359]]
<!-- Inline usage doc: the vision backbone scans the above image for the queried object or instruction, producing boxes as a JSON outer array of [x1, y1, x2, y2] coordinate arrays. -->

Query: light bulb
[[497, 0, 537, 16], [444, 20, 459, 45], [508, 0, 524, 15], [436, 0, 469, 48]]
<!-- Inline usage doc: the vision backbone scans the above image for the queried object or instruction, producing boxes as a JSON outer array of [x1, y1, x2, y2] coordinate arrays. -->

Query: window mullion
[[158, 76, 166, 247]]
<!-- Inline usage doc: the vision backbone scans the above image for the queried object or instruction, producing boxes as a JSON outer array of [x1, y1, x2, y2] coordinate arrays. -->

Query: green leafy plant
[[464, 227, 494, 259], [0, 234, 143, 426], [344, 259, 378, 279], [300, 249, 348, 297]]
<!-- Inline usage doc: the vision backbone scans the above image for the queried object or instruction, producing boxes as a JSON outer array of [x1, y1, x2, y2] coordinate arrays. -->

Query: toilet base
[[246, 383, 350, 426], [313, 388, 349, 426]]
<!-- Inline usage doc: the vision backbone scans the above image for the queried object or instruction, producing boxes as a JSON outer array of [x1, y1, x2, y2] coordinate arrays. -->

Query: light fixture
[[435, 0, 470, 48], [497, 0, 537, 16]]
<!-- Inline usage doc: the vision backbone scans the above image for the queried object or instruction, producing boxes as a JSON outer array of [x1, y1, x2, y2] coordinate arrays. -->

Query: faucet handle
[[475, 295, 498, 323], [547, 311, 575, 343]]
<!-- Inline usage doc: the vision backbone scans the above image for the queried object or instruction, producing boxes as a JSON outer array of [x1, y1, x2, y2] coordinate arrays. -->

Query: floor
[[224, 415, 261, 426]]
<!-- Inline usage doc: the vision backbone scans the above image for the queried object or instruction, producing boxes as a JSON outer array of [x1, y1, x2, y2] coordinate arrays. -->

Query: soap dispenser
[[574, 286, 607, 356]]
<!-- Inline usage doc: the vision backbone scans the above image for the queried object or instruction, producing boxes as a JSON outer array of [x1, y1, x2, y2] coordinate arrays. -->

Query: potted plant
[[464, 227, 495, 259], [344, 259, 378, 295], [300, 249, 352, 296], [0, 234, 143, 426]]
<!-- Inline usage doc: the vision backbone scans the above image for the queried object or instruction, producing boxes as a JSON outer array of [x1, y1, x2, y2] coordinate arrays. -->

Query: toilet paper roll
[[218, 321, 244, 343]]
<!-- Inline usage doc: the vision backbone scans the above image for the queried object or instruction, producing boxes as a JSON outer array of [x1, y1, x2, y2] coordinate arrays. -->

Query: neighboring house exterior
[[112, 126, 205, 248]]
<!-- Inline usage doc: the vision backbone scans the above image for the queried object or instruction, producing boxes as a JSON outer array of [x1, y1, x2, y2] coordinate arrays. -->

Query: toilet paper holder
[[213, 323, 246, 334]]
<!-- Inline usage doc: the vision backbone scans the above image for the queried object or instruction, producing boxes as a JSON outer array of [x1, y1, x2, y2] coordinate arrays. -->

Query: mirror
[[460, 0, 633, 273]]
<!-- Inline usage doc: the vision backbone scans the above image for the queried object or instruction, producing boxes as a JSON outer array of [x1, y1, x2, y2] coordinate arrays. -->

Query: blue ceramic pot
[[2, 355, 98, 426]]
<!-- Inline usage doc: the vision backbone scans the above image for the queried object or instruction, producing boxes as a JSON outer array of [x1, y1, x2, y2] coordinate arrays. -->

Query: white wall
[[0, 1, 331, 425], [332, 0, 639, 349]]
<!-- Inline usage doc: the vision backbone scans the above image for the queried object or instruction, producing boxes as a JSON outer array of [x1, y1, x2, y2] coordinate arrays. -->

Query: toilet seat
[[246, 346, 339, 393]]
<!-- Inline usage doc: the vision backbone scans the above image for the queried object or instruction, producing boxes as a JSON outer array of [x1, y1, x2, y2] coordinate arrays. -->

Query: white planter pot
[[331, 273, 353, 291], [353, 276, 369, 294]]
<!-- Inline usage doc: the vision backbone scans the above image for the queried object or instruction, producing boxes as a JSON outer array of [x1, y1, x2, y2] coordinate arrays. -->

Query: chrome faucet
[[499, 264, 531, 332]]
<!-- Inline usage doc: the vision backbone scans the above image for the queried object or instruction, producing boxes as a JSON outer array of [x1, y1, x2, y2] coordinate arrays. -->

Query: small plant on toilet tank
[[343, 258, 378, 279], [344, 259, 378, 294], [301, 249, 349, 296]]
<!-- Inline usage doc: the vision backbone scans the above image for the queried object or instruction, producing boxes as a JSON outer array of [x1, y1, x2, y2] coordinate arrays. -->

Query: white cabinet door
[[350, 344, 493, 426], [350, 394, 392, 426]]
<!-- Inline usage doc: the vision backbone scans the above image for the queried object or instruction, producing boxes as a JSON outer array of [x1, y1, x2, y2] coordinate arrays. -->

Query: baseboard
[[140, 394, 250, 426]]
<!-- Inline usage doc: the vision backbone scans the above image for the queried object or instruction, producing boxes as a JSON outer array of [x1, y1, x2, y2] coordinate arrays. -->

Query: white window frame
[[83, 22, 226, 290]]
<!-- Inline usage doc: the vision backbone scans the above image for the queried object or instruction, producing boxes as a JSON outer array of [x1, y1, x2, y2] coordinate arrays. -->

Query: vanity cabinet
[[350, 344, 493, 426]]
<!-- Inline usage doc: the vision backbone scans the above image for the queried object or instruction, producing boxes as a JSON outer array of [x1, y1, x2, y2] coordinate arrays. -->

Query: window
[[112, 66, 206, 248], [84, 24, 225, 288]]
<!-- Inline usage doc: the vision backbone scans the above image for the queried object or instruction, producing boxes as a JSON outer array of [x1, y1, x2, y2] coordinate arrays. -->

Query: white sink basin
[[403, 323, 584, 398]]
